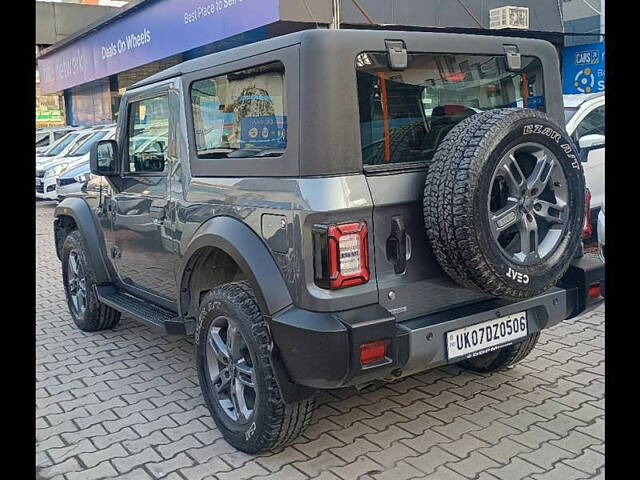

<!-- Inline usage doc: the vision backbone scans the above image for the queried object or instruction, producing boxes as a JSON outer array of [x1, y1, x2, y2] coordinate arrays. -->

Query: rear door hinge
[[386, 40, 408, 71], [503, 44, 522, 71]]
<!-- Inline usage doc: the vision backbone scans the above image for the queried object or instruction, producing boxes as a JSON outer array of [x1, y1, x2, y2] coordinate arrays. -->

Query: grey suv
[[53, 29, 604, 453]]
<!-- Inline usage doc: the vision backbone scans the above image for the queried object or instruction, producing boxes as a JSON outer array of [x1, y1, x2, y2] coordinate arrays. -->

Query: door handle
[[386, 215, 407, 274]]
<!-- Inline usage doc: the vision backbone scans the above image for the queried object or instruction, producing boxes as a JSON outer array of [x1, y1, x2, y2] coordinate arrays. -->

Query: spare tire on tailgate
[[423, 108, 585, 299]]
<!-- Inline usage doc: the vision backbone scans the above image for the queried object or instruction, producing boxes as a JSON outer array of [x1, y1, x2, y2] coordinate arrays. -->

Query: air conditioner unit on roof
[[489, 6, 530, 30]]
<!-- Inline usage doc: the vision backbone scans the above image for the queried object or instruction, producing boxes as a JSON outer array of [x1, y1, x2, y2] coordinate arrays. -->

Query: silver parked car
[[38, 126, 117, 200]]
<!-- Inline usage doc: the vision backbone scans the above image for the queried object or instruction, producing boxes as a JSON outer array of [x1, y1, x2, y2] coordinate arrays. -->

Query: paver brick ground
[[35, 201, 605, 479]]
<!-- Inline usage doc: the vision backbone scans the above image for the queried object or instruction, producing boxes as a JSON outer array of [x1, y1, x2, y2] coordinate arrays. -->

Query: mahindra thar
[[53, 29, 605, 453]]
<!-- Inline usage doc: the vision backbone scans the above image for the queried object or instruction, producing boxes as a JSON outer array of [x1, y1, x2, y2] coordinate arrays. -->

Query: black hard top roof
[[130, 28, 554, 90]]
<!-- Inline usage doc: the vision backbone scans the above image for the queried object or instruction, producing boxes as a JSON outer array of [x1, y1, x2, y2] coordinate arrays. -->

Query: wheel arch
[[54, 198, 113, 285], [178, 216, 293, 320]]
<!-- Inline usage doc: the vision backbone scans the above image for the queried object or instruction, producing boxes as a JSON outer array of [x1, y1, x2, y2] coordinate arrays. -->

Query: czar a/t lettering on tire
[[423, 108, 586, 299]]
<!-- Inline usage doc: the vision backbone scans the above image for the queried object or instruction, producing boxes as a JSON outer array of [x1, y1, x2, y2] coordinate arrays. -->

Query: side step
[[96, 286, 193, 335]]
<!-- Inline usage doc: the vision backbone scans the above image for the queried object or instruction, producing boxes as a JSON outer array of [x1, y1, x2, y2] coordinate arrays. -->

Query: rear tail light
[[313, 221, 369, 289], [359, 340, 386, 366], [587, 282, 602, 301], [582, 189, 592, 239]]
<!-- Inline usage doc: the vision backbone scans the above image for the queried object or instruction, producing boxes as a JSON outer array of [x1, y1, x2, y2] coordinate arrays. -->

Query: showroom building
[[38, 0, 571, 127]]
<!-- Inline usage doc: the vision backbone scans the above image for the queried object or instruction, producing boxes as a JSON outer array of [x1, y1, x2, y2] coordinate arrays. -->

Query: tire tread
[[198, 281, 314, 453], [423, 108, 583, 298], [62, 230, 120, 332]]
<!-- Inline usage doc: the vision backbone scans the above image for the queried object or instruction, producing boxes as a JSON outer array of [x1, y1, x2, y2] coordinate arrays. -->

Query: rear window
[[356, 52, 544, 166], [190, 62, 287, 159]]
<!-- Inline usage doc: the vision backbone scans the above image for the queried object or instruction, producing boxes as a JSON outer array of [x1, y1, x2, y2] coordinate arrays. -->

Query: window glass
[[36, 135, 50, 147], [127, 96, 169, 173], [190, 62, 287, 159], [54, 131, 68, 140], [356, 53, 544, 166], [42, 132, 79, 156], [67, 130, 110, 157], [576, 105, 604, 139]]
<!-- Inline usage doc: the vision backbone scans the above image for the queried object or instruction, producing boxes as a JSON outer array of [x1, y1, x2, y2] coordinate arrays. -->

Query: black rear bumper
[[268, 255, 605, 398], [560, 255, 606, 317]]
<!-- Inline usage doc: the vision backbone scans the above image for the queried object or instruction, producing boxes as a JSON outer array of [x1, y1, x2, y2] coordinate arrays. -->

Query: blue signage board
[[38, 0, 280, 94], [562, 42, 605, 94]]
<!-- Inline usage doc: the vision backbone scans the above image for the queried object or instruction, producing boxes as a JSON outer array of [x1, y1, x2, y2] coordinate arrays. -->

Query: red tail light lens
[[360, 340, 386, 366], [582, 189, 592, 239], [313, 221, 370, 289], [588, 282, 601, 300]]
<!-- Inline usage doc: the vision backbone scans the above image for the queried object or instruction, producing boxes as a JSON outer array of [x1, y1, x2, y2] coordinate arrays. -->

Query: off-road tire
[[424, 108, 585, 298], [61, 230, 121, 331], [195, 281, 315, 453], [460, 332, 540, 372]]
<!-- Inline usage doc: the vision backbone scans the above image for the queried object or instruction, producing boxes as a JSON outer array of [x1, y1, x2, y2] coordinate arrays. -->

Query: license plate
[[35, 178, 42, 186], [446, 312, 528, 360]]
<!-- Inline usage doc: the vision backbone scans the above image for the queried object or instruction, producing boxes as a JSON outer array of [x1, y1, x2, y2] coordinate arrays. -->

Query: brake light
[[360, 340, 386, 366], [313, 221, 369, 289], [582, 189, 592, 239], [588, 282, 601, 301]]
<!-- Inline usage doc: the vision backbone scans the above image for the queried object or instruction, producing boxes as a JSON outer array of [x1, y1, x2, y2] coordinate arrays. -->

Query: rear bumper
[[269, 256, 605, 390]]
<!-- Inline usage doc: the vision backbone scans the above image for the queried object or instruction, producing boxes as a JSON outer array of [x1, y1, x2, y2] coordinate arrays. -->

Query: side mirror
[[90, 140, 120, 176]]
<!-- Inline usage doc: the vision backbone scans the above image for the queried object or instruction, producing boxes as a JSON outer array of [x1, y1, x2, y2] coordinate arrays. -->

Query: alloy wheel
[[205, 316, 257, 425], [488, 142, 569, 265], [67, 250, 87, 316]]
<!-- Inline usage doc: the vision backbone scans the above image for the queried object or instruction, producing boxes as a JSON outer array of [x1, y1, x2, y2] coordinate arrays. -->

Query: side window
[[127, 95, 169, 173], [190, 62, 287, 159], [53, 131, 67, 140], [576, 105, 605, 139]]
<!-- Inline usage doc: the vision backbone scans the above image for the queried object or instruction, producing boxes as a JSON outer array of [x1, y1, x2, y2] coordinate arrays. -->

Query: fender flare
[[179, 216, 312, 403], [178, 215, 293, 318], [54, 198, 113, 285]]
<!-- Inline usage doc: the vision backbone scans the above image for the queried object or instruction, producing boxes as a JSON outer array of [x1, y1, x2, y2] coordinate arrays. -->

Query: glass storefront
[[63, 54, 184, 127]]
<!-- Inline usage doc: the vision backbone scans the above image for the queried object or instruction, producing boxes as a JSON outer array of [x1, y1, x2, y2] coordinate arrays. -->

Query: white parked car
[[36, 130, 92, 167], [597, 200, 605, 263], [35, 127, 79, 154], [36, 127, 115, 200], [564, 93, 605, 224]]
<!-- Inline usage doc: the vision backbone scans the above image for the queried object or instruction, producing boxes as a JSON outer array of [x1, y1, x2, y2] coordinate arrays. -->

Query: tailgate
[[366, 170, 490, 321]]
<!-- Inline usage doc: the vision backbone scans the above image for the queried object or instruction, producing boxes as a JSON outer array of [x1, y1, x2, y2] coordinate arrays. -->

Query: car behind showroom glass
[[356, 52, 544, 166], [190, 62, 287, 159]]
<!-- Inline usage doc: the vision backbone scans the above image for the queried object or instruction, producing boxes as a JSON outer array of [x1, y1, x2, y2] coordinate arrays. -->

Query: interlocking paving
[[36, 201, 605, 480]]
